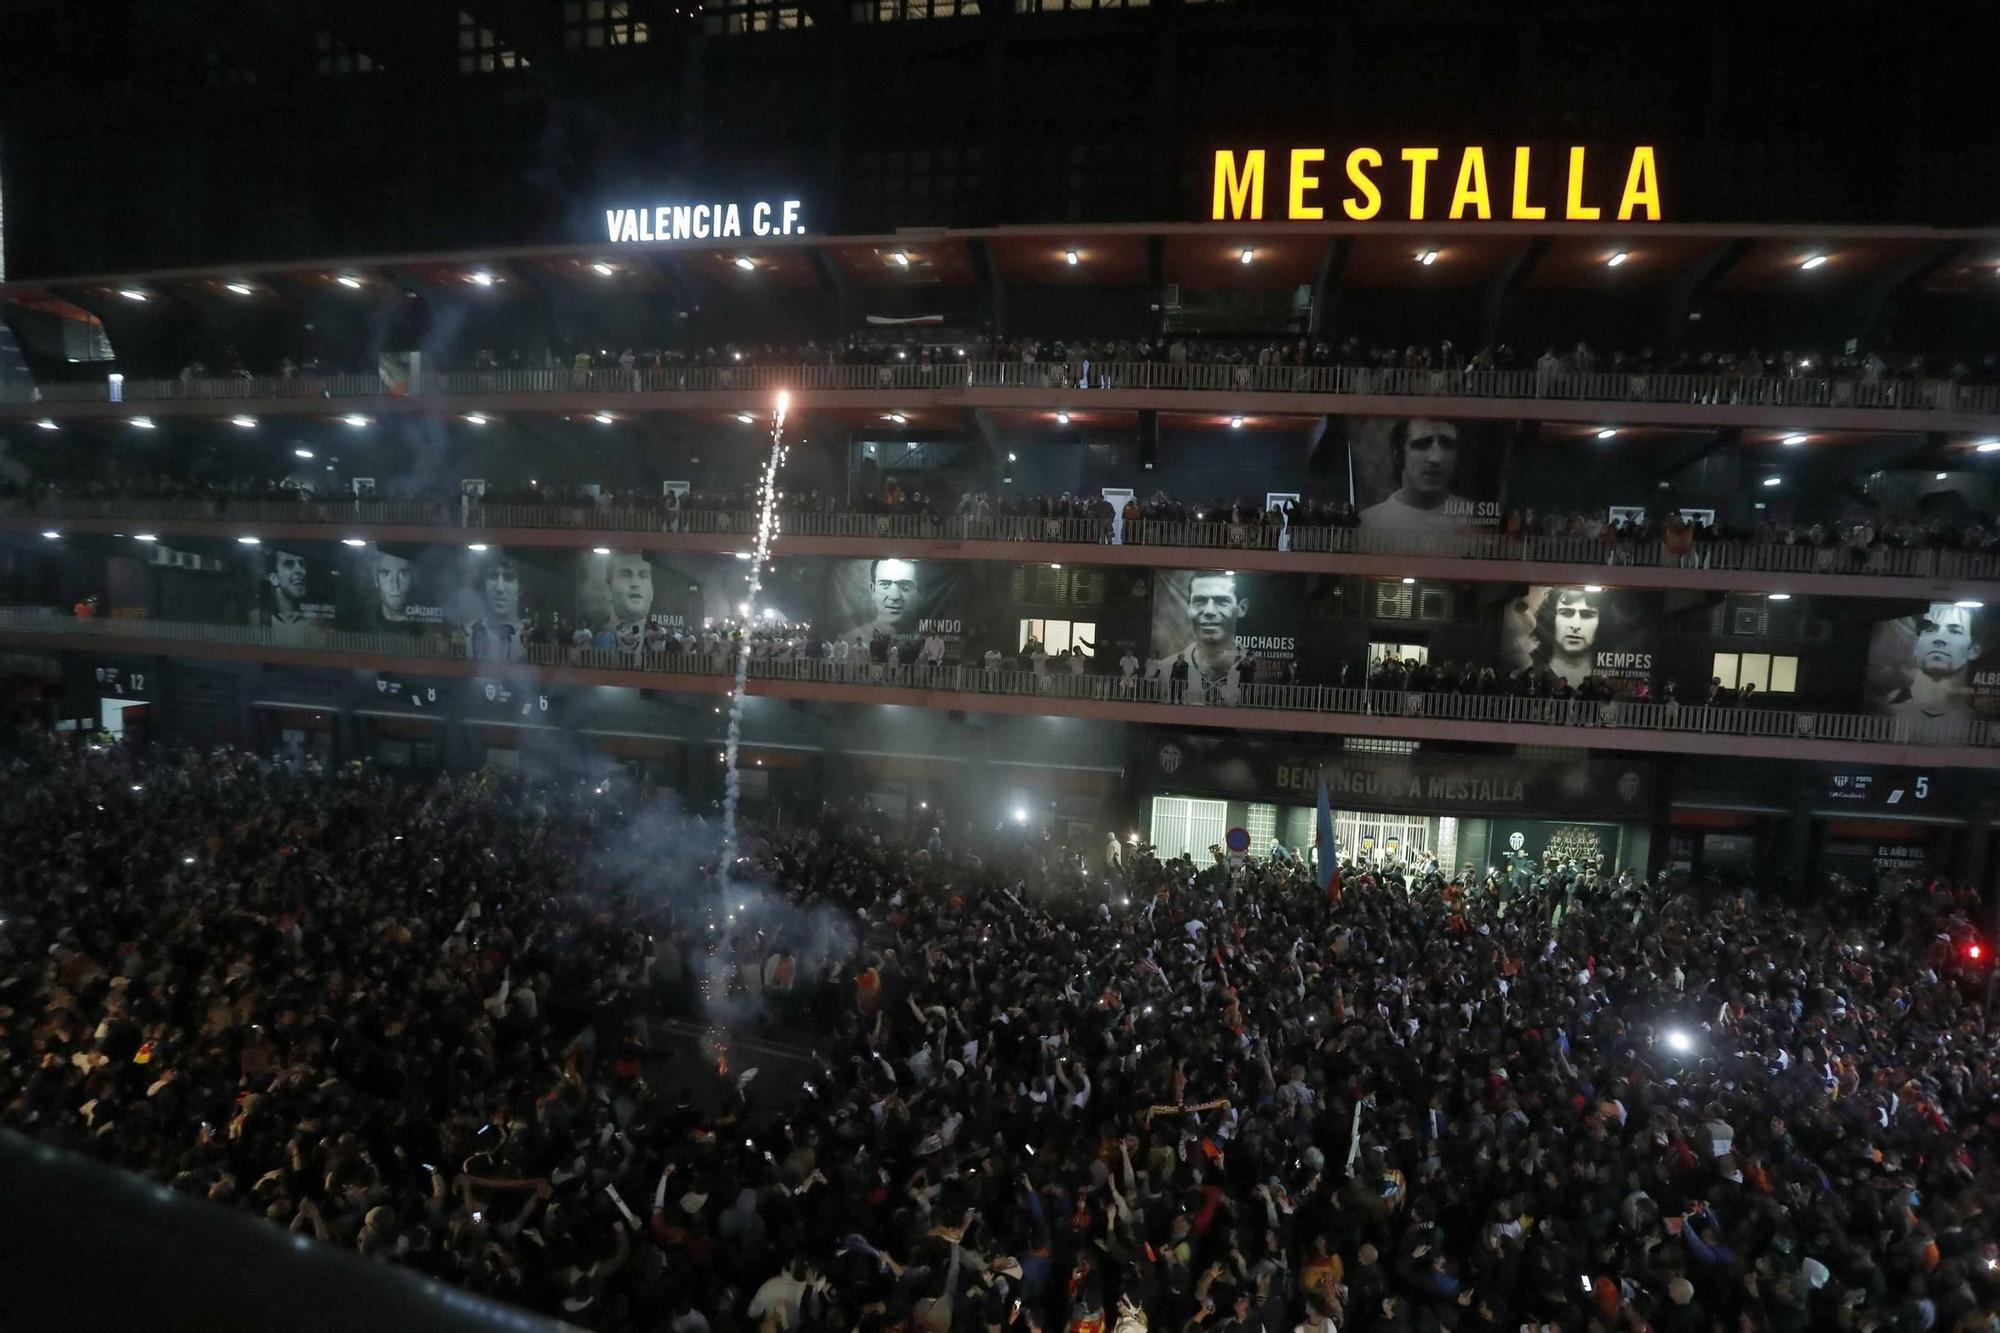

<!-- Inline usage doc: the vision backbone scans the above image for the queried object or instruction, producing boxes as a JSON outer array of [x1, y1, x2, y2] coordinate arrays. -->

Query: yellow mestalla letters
[[1288, 149, 1326, 221], [1449, 148, 1491, 220], [1212, 149, 1266, 221], [1565, 146, 1601, 221], [1400, 148, 1439, 221], [1511, 146, 1546, 220], [1343, 148, 1383, 220], [1618, 146, 1661, 221]]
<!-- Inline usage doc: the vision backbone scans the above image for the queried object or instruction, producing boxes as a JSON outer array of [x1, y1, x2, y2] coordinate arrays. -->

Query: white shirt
[[1357, 493, 1461, 532]]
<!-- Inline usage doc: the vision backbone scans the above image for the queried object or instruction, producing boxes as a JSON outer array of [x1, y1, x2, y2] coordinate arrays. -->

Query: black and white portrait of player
[[599, 548, 655, 634], [1501, 585, 1648, 690], [347, 543, 436, 637], [1355, 417, 1494, 532], [1866, 600, 1992, 721], [462, 548, 524, 655], [1165, 571, 1249, 702], [832, 557, 925, 646], [248, 545, 328, 631]]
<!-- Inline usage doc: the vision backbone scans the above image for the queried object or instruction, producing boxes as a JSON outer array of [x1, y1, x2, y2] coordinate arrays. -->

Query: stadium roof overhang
[[6, 220, 1999, 314]]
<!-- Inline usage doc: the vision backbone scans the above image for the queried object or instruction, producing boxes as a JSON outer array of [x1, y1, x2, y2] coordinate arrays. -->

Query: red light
[[1972, 944, 1984, 960]]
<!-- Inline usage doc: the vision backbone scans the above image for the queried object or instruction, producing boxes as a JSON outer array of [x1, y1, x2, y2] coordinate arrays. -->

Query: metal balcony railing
[[7, 361, 1999, 416], [8, 499, 1998, 585], [4, 606, 1992, 751]]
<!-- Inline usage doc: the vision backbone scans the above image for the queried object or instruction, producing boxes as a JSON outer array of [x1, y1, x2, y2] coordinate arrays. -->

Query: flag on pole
[[1314, 773, 1337, 894]]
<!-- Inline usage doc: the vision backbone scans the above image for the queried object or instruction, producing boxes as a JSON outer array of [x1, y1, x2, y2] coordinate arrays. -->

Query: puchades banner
[[1500, 585, 1659, 692], [1147, 569, 1299, 696], [1863, 601, 1999, 721], [1346, 416, 1509, 533], [822, 556, 967, 661]]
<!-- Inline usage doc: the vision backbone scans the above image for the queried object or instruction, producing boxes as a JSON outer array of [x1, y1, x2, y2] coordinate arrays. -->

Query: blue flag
[[1314, 773, 1336, 891]]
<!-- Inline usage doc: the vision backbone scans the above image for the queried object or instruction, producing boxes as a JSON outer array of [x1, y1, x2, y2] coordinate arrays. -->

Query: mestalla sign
[[604, 199, 804, 243]]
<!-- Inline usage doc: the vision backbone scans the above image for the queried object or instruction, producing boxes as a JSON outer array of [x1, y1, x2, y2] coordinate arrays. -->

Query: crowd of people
[[4, 733, 2000, 1333], [126, 332, 2000, 394], [7, 466, 1997, 570]]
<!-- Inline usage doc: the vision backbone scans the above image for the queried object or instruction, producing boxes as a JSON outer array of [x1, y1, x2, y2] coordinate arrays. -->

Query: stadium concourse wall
[[7, 531, 1997, 725]]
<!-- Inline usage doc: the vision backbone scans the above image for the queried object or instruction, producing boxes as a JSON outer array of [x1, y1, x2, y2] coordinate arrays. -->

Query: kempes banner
[[1347, 416, 1508, 533], [1144, 731, 1652, 817], [1863, 601, 1999, 721], [1148, 569, 1299, 690], [1500, 585, 1658, 690], [823, 556, 966, 660]]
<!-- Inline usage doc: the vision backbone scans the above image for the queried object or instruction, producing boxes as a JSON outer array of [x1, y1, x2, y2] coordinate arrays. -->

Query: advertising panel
[[1500, 585, 1657, 690], [1148, 569, 1298, 697], [823, 556, 966, 661], [1863, 601, 1998, 721], [1347, 416, 1508, 533], [1143, 731, 1653, 818]]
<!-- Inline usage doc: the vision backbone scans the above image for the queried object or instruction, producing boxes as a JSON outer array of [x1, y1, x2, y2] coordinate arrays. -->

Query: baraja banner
[[1143, 731, 1652, 817]]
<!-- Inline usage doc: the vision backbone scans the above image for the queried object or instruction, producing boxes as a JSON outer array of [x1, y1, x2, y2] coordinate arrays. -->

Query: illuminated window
[[853, 0, 979, 17], [315, 31, 378, 75], [1015, 0, 1149, 10], [1018, 619, 1096, 656], [703, 1, 812, 33], [1711, 652, 1798, 694], [1245, 803, 1278, 857], [459, 11, 527, 72], [565, 0, 650, 47]]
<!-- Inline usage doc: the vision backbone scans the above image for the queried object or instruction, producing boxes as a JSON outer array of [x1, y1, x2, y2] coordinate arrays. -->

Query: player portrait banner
[[822, 557, 966, 660], [1863, 601, 1998, 721], [340, 542, 447, 636], [240, 542, 335, 640], [572, 549, 725, 640], [1500, 584, 1657, 691], [1346, 416, 1507, 533], [1148, 570, 1299, 694]]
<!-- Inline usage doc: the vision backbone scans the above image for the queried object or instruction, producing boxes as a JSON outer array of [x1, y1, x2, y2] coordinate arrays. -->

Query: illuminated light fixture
[[1049, 563, 1062, 570], [1230, 415, 1244, 428], [1606, 252, 1629, 267], [469, 271, 495, 286], [733, 552, 753, 561], [226, 282, 254, 296], [231, 415, 257, 429], [131, 417, 155, 430], [341, 538, 367, 548], [342, 415, 368, 427], [889, 251, 910, 267], [1977, 441, 2000, 453], [1956, 600, 1985, 610], [884, 413, 907, 425], [736, 413, 755, 424], [1065, 250, 1079, 266], [1056, 411, 1070, 425], [133, 533, 156, 542], [1012, 808, 1027, 824], [593, 412, 614, 425], [35, 419, 57, 431], [293, 448, 314, 460], [1665, 1029, 1694, 1054], [1596, 427, 1618, 440], [1417, 250, 1438, 266], [1007, 452, 1017, 462], [591, 261, 615, 276], [1783, 433, 1808, 445], [1800, 254, 1828, 270], [464, 413, 489, 426], [1937, 472, 1948, 480], [1767, 593, 1791, 601], [236, 536, 260, 546], [40, 530, 59, 540], [1239, 247, 1254, 265], [336, 275, 363, 289], [119, 289, 148, 302], [1762, 476, 1782, 487], [1401, 577, 1416, 585], [1584, 585, 1604, 593], [593, 547, 611, 556], [734, 256, 756, 271], [467, 543, 489, 553]]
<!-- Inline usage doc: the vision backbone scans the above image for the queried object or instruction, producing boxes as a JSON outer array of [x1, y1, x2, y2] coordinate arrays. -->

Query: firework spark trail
[[719, 391, 788, 889]]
